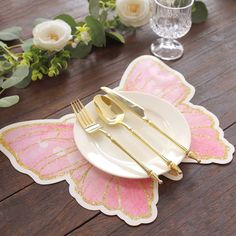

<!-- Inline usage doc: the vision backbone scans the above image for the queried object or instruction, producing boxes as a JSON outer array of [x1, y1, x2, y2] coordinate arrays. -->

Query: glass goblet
[[150, 0, 194, 60]]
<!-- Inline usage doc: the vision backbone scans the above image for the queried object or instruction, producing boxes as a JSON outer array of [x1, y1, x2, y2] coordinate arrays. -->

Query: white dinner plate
[[73, 91, 191, 179]]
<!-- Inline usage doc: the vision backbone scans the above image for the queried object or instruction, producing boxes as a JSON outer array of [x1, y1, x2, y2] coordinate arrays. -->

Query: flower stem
[[3, 47, 18, 61], [8, 44, 22, 49], [19, 38, 25, 44], [0, 89, 5, 95]]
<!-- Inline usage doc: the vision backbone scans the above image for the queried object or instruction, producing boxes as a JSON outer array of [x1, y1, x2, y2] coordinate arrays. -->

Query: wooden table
[[0, 0, 236, 235]]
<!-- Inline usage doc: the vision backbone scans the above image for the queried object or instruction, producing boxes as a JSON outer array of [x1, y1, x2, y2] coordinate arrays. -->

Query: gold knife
[[101, 86, 200, 163]]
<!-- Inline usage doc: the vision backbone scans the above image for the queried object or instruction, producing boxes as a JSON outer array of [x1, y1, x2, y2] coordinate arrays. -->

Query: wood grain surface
[[0, 0, 235, 235]]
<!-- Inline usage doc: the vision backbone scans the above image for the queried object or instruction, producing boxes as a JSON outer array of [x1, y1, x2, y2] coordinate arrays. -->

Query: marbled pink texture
[[3, 124, 86, 178], [2, 123, 154, 218], [71, 167, 153, 216]]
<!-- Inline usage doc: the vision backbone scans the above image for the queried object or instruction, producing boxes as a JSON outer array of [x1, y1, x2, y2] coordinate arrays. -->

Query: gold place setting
[[71, 86, 199, 183], [0, 0, 235, 234]]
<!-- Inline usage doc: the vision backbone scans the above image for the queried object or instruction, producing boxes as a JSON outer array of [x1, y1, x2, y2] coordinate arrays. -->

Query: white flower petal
[[32, 19, 72, 51], [116, 0, 151, 27]]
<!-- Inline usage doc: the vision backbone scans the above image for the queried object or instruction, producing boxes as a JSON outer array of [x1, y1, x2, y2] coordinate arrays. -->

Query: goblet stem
[[162, 38, 174, 47], [150, 38, 184, 61]]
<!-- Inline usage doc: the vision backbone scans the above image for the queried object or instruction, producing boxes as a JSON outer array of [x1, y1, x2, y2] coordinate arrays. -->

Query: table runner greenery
[[0, 0, 207, 108]]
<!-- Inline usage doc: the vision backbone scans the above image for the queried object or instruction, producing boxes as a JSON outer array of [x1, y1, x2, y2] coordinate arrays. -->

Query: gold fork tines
[[71, 100, 93, 127], [71, 98, 163, 184]]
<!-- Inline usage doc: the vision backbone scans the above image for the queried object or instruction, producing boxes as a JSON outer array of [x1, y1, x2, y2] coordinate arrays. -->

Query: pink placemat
[[0, 56, 234, 226]]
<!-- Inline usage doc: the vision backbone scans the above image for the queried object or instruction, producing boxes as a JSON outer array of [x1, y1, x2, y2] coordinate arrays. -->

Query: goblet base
[[151, 38, 184, 61]]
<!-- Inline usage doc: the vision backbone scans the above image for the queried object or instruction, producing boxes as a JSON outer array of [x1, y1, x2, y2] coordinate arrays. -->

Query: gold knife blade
[[101, 87, 146, 118]]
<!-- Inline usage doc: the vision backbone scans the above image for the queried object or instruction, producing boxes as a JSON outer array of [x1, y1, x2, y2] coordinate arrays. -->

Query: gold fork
[[71, 98, 163, 183]]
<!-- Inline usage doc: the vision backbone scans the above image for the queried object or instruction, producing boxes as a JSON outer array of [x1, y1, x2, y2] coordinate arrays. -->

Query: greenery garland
[[0, 0, 207, 108]]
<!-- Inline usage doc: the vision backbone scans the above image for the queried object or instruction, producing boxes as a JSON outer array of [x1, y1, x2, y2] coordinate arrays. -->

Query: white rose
[[33, 20, 72, 51], [116, 0, 151, 27]]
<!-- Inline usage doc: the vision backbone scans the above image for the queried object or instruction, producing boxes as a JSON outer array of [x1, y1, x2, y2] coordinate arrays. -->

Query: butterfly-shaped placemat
[[0, 55, 234, 226]]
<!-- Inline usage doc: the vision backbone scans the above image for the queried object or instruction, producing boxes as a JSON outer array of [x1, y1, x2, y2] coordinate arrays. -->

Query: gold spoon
[[93, 94, 182, 175]]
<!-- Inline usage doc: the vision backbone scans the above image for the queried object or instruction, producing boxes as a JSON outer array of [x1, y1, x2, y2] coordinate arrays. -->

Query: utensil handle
[[143, 117, 201, 163], [98, 129, 162, 184], [120, 122, 182, 175]]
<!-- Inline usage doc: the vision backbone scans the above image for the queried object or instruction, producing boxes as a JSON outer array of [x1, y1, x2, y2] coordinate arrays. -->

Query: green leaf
[[15, 69, 32, 89], [54, 14, 77, 33], [0, 76, 4, 86], [100, 10, 108, 24], [0, 26, 22, 41], [106, 31, 125, 44], [0, 32, 18, 41], [192, 1, 208, 23], [0, 60, 12, 75], [21, 38, 34, 52], [85, 16, 106, 47], [0, 95, 19, 107], [66, 43, 92, 59], [2, 65, 29, 89], [2, 26, 22, 35], [89, 0, 100, 19], [192, 3, 196, 13], [34, 18, 48, 26]]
